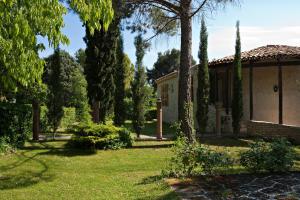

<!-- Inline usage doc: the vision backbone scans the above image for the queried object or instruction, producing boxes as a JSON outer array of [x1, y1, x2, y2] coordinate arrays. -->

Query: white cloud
[[206, 26, 300, 60]]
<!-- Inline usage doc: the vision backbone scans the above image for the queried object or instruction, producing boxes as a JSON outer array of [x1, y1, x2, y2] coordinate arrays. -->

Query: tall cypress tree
[[44, 48, 64, 137], [114, 31, 126, 126], [232, 21, 243, 134], [84, 20, 118, 123], [196, 17, 210, 134], [132, 34, 148, 138]]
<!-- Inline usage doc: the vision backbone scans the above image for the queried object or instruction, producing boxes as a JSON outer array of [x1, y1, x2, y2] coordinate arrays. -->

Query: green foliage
[[0, 103, 32, 148], [40, 106, 50, 133], [196, 17, 210, 134], [232, 21, 243, 134], [0, 136, 14, 154], [124, 54, 135, 94], [69, 123, 121, 137], [164, 137, 233, 177], [68, 123, 133, 150], [145, 107, 157, 121], [196, 145, 233, 175], [69, 67, 91, 124], [147, 49, 196, 87], [44, 49, 91, 128], [132, 34, 149, 137], [60, 107, 76, 130], [84, 20, 118, 122], [0, 0, 113, 90], [240, 138, 296, 173], [114, 32, 126, 126], [44, 48, 64, 134]]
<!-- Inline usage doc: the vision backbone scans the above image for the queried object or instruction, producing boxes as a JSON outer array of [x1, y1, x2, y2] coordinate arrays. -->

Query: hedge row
[[0, 103, 32, 147]]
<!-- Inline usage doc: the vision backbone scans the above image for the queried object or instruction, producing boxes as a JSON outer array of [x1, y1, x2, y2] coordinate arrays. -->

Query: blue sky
[[39, 0, 300, 69]]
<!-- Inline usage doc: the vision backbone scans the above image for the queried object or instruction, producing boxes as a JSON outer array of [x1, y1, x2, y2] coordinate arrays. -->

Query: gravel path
[[171, 172, 300, 200]]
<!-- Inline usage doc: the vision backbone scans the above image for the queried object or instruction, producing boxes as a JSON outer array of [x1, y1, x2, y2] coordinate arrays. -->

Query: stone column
[[215, 102, 223, 137], [156, 98, 163, 140]]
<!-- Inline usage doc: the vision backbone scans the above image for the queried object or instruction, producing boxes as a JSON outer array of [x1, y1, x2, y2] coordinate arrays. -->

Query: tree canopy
[[147, 49, 196, 87], [0, 0, 113, 90]]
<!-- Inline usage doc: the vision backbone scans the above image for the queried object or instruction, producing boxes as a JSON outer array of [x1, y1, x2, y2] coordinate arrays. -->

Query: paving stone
[[171, 172, 300, 200]]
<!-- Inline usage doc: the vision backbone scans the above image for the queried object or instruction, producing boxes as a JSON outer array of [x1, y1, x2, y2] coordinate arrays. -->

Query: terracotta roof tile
[[209, 45, 300, 66]]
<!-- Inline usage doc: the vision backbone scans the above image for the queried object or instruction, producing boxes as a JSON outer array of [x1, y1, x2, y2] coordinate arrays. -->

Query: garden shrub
[[265, 138, 295, 172], [145, 107, 156, 121], [0, 103, 32, 148], [40, 106, 51, 133], [0, 136, 14, 154], [240, 140, 268, 173], [69, 123, 120, 137], [196, 146, 233, 175], [240, 138, 295, 173], [68, 123, 133, 150], [163, 137, 233, 177], [60, 107, 76, 130]]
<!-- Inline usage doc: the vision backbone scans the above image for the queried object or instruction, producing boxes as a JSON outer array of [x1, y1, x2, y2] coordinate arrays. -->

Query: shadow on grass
[[136, 191, 180, 200], [199, 137, 252, 148], [138, 175, 164, 185], [0, 152, 54, 190], [25, 141, 96, 157], [131, 143, 173, 149], [125, 120, 176, 137]]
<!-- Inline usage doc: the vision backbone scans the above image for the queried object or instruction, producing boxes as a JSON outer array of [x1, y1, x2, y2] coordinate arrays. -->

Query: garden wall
[[247, 120, 300, 143]]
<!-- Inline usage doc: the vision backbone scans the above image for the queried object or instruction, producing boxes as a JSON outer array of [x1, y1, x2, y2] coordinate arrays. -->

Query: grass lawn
[[1, 137, 300, 200], [0, 140, 177, 200]]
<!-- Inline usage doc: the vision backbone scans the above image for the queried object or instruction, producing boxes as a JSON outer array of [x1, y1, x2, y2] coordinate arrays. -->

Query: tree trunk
[[91, 100, 100, 123], [32, 99, 40, 141], [178, 2, 194, 142]]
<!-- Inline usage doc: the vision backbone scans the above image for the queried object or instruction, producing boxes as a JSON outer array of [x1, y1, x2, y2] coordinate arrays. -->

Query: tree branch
[[189, 0, 208, 18]]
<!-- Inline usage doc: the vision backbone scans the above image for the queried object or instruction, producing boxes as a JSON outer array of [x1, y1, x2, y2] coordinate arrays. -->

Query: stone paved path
[[171, 172, 300, 200]]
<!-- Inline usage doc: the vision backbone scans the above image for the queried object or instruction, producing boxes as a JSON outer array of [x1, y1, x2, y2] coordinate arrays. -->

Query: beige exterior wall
[[157, 76, 179, 123], [243, 65, 300, 126], [283, 66, 300, 126], [157, 64, 300, 131]]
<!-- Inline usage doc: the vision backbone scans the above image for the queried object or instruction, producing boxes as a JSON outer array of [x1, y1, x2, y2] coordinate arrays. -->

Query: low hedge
[[68, 123, 133, 150], [0, 103, 32, 148], [240, 138, 296, 173]]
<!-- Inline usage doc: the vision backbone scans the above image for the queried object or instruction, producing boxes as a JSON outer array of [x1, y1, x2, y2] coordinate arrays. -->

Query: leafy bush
[[68, 123, 133, 150], [0, 136, 14, 154], [240, 138, 296, 173], [145, 107, 156, 121], [265, 138, 295, 172], [40, 106, 51, 133], [69, 123, 120, 137], [0, 103, 32, 148], [196, 146, 233, 175], [163, 137, 233, 177], [240, 140, 268, 173], [118, 128, 133, 148], [60, 107, 76, 130]]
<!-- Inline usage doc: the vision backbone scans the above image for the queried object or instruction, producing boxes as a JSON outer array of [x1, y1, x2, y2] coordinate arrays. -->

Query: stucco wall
[[283, 66, 300, 126], [252, 66, 278, 123], [247, 65, 300, 126], [157, 76, 179, 123], [157, 64, 300, 132]]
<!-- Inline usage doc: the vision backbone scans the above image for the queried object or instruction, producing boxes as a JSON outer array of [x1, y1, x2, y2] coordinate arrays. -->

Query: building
[[156, 45, 300, 137]]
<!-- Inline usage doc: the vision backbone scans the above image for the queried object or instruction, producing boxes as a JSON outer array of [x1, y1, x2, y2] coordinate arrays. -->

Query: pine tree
[[196, 17, 210, 134], [114, 31, 126, 126], [84, 20, 118, 123], [232, 21, 243, 134], [132, 34, 148, 138]]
